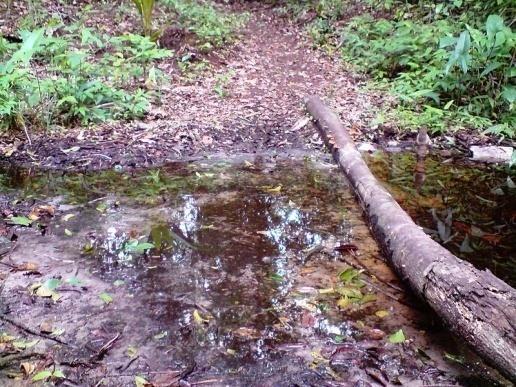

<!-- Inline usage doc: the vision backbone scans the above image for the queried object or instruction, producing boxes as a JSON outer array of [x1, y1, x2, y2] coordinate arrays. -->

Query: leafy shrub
[[162, 0, 248, 49], [0, 29, 172, 132], [301, 0, 515, 137]]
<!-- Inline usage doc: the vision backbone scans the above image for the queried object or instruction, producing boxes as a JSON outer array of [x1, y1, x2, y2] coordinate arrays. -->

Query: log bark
[[305, 95, 516, 381]]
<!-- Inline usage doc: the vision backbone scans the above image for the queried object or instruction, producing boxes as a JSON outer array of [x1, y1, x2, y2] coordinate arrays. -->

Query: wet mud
[[0, 154, 510, 386]]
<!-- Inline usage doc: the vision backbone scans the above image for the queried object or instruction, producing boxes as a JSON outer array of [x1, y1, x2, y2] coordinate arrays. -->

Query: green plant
[[287, 0, 515, 137], [132, 0, 156, 38], [0, 28, 172, 132], [162, 0, 248, 49], [213, 69, 235, 97], [439, 15, 514, 126]]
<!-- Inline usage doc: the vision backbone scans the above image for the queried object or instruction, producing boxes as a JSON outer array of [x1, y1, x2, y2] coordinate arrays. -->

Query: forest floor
[[2, 1, 394, 171], [0, 2, 514, 386], [1, 1, 509, 171]]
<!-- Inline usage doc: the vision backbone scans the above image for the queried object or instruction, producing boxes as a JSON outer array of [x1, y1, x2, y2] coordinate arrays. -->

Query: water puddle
[[0, 155, 509, 385], [365, 152, 515, 286]]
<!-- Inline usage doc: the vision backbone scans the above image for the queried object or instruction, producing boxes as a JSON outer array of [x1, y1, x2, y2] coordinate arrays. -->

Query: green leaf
[[480, 62, 502, 77], [339, 267, 360, 283], [133, 242, 154, 252], [13, 339, 39, 349], [388, 329, 406, 344], [44, 278, 61, 291], [135, 375, 149, 387], [486, 15, 504, 42], [439, 36, 456, 48], [501, 86, 516, 103], [32, 370, 52, 381], [52, 369, 65, 378], [7, 216, 32, 226], [66, 277, 82, 286], [99, 292, 113, 304]]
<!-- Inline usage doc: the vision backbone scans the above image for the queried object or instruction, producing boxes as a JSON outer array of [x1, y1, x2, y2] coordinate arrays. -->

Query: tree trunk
[[305, 95, 516, 381]]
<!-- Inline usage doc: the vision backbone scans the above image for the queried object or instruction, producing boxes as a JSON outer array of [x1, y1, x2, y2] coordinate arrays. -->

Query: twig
[[117, 355, 139, 372], [348, 252, 404, 293], [90, 332, 120, 362], [0, 352, 46, 367], [21, 121, 32, 146], [0, 315, 70, 346]]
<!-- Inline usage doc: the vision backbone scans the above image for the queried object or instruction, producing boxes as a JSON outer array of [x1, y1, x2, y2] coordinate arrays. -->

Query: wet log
[[304, 95, 516, 381]]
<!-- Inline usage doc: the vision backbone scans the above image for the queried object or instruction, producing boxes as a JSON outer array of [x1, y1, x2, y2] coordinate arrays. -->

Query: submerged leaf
[[375, 310, 389, 318], [7, 216, 32, 226], [388, 329, 406, 344], [339, 267, 361, 284], [32, 370, 52, 381]]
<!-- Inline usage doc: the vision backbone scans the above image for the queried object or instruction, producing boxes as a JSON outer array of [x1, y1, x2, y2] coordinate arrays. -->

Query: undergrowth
[[0, 29, 171, 132], [280, 0, 515, 138], [0, 0, 246, 134], [162, 0, 248, 50]]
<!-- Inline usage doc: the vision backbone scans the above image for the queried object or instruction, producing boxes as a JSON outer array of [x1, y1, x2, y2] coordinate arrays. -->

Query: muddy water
[[0, 155, 509, 386], [365, 152, 516, 287]]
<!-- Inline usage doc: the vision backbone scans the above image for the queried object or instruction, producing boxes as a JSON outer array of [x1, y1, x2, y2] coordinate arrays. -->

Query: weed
[[292, 0, 515, 137], [162, 0, 248, 49], [213, 69, 235, 97], [0, 28, 172, 132]]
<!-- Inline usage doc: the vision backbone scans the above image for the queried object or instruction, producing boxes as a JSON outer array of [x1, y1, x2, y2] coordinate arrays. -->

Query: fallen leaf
[[19, 262, 39, 272], [193, 309, 209, 324], [51, 328, 65, 336], [265, 185, 282, 193], [20, 362, 35, 376], [153, 331, 167, 340], [40, 321, 53, 333], [127, 346, 138, 358], [388, 329, 406, 344], [233, 327, 260, 339], [375, 310, 389, 318], [62, 214, 75, 222], [135, 375, 150, 387], [291, 116, 310, 131], [62, 146, 80, 154], [99, 293, 113, 304]]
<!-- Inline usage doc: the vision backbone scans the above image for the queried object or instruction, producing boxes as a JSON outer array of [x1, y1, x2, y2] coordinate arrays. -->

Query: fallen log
[[305, 95, 516, 381]]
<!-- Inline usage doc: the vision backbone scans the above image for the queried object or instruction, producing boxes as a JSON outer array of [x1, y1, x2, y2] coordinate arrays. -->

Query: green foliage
[[288, 0, 515, 137], [162, 0, 248, 49], [132, 0, 156, 37], [213, 69, 235, 97], [0, 28, 172, 132]]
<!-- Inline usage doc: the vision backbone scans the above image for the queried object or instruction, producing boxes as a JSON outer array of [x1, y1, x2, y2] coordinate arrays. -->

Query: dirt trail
[[1, 4, 381, 170]]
